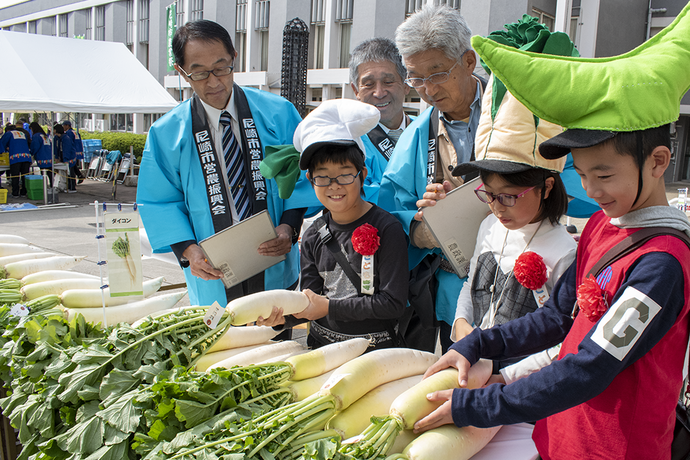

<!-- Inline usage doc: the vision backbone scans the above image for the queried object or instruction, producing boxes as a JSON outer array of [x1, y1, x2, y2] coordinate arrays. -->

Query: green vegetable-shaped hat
[[472, 2, 690, 158]]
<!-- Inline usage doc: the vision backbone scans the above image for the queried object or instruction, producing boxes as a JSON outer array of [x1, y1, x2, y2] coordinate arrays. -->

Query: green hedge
[[79, 131, 148, 163]]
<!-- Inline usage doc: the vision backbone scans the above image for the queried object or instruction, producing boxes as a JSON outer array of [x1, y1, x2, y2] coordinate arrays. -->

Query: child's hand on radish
[[413, 389, 454, 434], [256, 305, 286, 327], [423, 349, 473, 387], [295, 288, 329, 321]]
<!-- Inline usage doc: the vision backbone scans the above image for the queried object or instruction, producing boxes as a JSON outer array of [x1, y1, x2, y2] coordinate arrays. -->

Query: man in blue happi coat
[[349, 38, 412, 205], [137, 20, 317, 307], [378, 4, 485, 353]]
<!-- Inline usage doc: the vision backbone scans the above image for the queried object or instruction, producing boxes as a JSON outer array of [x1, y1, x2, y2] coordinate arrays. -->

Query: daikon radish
[[0, 235, 30, 244], [207, 325, 281, 353], [284, 369, 336, 402], [0, 252, 55, 266], [396, 424, 501, 460], [22, 270, 100, 285], [339, 360, 493, 459], [195, 343, 273, 371], [1, 256, 86, 279], [319, 348, 439, 412], [389, 429, 418, 455], [207, 340, 304, 370], [329, 374, 424, 439], [257, 349, 308, 365], [63, 290, 187, 325], [286, 337, 371, 381], [0, 243, 45, 257], [225, 289, 309, 325], [60, 276, 165, 308], [21, 278, 103, 300]]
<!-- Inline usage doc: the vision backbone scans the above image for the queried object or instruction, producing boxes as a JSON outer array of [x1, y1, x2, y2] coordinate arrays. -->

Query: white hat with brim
[[294, 99, 380, 170]]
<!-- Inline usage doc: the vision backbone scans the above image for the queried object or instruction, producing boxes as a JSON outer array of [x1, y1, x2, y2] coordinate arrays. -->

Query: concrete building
[[1, 0, 689, 181]]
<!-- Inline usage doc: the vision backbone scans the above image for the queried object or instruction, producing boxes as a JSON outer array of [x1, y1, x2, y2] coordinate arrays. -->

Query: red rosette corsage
[[513, 251, 548, 290], [351, 223, 380, 256], [576, 274, 608, 322]]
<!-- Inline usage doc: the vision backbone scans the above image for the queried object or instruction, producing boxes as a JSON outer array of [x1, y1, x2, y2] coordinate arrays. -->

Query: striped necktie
[[219, 111, 250, 221], [388, 128, 403, 144]]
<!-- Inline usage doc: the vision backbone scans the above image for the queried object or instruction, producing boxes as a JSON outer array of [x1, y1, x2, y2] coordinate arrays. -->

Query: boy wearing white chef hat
[[258, 99, 410, 350]]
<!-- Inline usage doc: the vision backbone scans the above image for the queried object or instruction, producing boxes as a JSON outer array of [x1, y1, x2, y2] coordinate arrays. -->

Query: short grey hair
[[349, 38, 407, 89], [395, 4, 472, 63]]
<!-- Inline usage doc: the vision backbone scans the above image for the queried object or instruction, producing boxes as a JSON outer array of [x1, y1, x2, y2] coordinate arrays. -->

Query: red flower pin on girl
[[352, 223, 380, 295], [576, 274, 608, 322], [514, 251, 548, 290]]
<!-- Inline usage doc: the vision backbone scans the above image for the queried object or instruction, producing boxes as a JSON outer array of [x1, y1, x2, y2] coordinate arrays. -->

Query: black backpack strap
[[313, 216, 402, 347], [313, 216, 361, 291]]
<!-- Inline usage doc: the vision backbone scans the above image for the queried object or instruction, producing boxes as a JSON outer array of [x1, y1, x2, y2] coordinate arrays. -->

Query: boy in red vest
[[418, 4, 690, 459]]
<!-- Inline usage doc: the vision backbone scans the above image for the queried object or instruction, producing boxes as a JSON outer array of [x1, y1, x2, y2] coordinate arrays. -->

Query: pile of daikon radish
[[0, 233, 187, 326]]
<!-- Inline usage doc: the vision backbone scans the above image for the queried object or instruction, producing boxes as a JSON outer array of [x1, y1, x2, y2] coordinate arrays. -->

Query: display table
[[470, 423, 538, 460]]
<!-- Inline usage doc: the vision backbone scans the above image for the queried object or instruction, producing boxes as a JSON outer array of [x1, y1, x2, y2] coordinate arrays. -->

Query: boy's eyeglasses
[[404, 61, 459, 88], [179, 65, 234, 81], [310, 171, 361, 187], [474, 183, 537, 207]]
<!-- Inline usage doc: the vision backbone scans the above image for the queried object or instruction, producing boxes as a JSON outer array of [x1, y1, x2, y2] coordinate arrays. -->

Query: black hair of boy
[[307, 143, 366, 196], [479, 168, 568, 225]]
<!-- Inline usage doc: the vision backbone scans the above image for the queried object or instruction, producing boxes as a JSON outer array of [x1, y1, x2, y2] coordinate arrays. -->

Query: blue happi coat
[[378, 107, 467, 325], [30, 133, 52, 168], [137, 87, 319, 306]]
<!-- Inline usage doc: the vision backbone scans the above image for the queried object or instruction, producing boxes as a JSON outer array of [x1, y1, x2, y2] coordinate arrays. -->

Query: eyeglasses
[[310, 171, 361, 187], [474, 183, 538, 207], [179, 65, 234, 81], [404, 61, 459, 88]]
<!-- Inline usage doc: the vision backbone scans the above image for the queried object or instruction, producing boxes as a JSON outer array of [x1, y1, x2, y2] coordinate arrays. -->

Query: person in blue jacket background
[[29, 122, 53, 187], [349, 38, 412, 205], [0, 124, 32, 197], [59, 123, 77, 193], [137, 20, 319, 308], [62, 120, 85, 185]]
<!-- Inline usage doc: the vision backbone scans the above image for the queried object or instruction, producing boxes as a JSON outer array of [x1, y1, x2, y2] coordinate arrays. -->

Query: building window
[[259, 30, 269, 71], [28, 20, 36, 34], [532, 8, 555, 31], [110, 114, 133, 132], [569, 2, 581, 48], [335, 0, 352, 69], [236, 0, 247, 72], [406, 0, 459, 16], [311, 0, 325, 69], [144, 113, 161, 132], [176, 0, 185, 27], [95, 5, 105, 41], [85, 8, 92, 39], [255, 0, 269, 30], [139, 0, 150, 44], [190, 0, 203, 21], [125, 0, 134, 46], [59, 14, 68, 37], [47, 16, 56, 36]]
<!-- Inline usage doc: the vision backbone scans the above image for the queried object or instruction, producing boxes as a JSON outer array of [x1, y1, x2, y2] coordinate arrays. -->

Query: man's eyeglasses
[[404, 61, 459, 88], [474, 183, 537, 207], [179, 65, 234, 82], [310, 171, 361, 187]]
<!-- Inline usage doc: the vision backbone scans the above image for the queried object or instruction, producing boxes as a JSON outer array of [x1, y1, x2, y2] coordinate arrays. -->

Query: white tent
[[0, 30, 178, 113]]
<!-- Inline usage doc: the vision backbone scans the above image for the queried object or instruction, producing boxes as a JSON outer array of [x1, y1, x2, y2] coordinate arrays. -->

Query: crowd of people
[[0, 118, 85, 196], [136, 3, 690, 459]]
